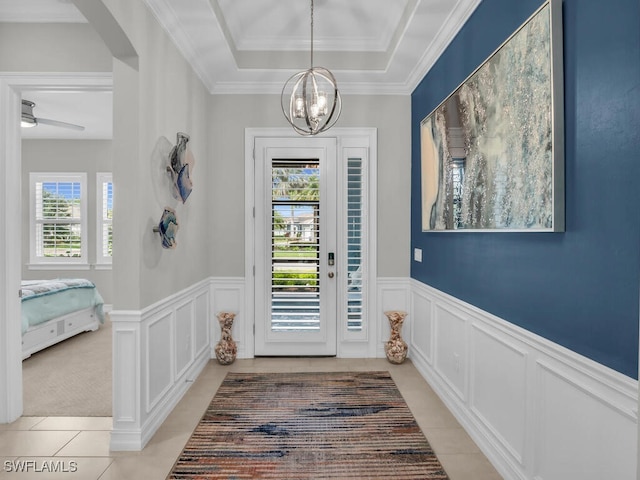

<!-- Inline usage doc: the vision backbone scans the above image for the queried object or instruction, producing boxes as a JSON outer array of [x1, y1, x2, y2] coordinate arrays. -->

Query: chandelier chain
[[310, 0, 314, 69]]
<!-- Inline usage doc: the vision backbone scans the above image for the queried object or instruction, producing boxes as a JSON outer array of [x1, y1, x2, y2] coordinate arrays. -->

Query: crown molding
[[143, 0, 481, 96]]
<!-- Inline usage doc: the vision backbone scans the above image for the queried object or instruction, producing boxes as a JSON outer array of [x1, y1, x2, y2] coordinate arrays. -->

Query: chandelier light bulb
[[294, 95, 306, 118], [316, 92, 327, 115]]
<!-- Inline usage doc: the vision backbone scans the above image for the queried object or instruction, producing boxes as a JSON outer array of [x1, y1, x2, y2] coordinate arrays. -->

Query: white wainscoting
[[409, 279, 638, 480], [108, 273, 638, 473], [110, 279, 212, 451]]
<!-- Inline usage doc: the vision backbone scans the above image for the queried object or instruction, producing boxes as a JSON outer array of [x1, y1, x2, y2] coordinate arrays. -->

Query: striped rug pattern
[[168, 371, 449, 479]]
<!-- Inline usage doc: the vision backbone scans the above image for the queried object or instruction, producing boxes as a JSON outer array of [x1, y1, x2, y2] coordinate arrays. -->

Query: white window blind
[[96, 172, 113, 266], [270, 160, 321, 331], [30, 173, 87, 266], [346, 157, 363, 331]]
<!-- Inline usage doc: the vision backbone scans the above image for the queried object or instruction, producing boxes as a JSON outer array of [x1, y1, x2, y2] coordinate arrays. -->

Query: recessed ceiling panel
[[145, 0, 481, 94], [217, 0, 410, 52]]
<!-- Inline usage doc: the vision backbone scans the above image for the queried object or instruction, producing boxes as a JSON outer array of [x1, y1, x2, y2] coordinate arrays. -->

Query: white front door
[[254, 137, 337, 356]]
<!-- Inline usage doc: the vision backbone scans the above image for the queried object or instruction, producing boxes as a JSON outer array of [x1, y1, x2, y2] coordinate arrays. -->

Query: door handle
[[328, 272, 334, 278]]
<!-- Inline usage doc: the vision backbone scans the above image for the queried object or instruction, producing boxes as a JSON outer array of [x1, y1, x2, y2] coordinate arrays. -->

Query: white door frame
[[0, 74, 112, 423], [244, 127, 378, 359]]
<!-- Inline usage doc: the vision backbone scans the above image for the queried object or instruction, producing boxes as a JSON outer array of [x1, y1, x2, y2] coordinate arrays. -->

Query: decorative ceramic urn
[[215, 312, 237, 365], [384, 310, 408, 364]]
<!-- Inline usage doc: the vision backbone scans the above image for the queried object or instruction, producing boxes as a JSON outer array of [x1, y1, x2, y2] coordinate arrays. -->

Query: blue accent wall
[[411, 0, 640, 378]]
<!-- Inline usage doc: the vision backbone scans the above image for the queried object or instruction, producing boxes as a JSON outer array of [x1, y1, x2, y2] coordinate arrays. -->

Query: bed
[[21, 278, 105, 359]]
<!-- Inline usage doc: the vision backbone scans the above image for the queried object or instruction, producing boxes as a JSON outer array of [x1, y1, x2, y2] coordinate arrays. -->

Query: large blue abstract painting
[[421, 0, 564, 232]]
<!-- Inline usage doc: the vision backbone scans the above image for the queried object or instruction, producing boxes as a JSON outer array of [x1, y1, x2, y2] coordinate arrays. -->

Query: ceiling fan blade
[[36, 117, 85, 131]]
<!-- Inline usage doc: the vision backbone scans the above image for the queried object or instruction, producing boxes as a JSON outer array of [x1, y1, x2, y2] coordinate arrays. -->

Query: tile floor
[[0, 358, 503, 479]]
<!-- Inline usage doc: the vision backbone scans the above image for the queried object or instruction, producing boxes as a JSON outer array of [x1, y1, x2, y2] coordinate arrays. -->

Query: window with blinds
[[30, 172, 87, 265], [97, 173, 113, 265], [346, 157, 363, 331], [271, 160, 321, 331]]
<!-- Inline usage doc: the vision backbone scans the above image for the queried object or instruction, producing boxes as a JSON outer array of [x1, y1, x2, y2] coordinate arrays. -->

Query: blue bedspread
[[21, 279, 105, 334]]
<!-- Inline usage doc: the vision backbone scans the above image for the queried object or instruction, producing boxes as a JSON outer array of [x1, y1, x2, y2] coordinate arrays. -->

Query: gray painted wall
[[0, 23, 112, 72], [21, 139, 114, 304], [102, 0, 212, 309], [208, 94, 411, 278]]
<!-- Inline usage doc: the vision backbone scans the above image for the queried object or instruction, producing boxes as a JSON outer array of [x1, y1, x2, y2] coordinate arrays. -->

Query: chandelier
[[281, 0, 342, 136]]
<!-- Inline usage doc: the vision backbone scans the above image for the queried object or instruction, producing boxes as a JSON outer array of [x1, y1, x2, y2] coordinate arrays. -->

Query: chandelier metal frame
[[281, 0, 342, 136]]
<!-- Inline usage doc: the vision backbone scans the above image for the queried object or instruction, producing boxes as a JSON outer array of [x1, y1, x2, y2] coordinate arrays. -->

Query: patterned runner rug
[[168, 371, 449, 479]]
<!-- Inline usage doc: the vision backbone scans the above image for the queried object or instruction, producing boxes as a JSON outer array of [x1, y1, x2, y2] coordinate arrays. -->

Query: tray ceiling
[[143, 0, 481, 94], [0, 0, 481, 138]]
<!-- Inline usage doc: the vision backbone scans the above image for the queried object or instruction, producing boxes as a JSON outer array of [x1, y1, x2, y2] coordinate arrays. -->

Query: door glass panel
[[346, 157, 363, 331], [271, 160, 320, 332]]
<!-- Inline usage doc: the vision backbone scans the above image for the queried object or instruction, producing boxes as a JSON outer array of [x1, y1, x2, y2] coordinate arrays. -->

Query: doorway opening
[[245, 128, 378, 359]]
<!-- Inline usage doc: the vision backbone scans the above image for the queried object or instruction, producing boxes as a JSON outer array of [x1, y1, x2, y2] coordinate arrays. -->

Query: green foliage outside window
[[41, 189, 82, 257]]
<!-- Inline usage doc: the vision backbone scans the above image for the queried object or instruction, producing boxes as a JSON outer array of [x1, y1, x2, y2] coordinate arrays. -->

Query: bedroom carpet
[[22, 316, 112, 417], [168, 371, 450, 479]]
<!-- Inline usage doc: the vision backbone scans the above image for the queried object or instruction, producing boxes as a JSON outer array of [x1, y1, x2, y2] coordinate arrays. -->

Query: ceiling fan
[[21, 99, 85, 131]]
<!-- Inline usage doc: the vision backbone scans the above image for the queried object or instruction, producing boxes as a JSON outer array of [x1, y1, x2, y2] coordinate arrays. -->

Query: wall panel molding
[[409, 279, 638, 480], [533, 359, 636, 480], [110, 278, 212, 451], [410, 287, 434, 364], [433, 303, 468, 403], [146, 312, 173, 413], [470, 323, 528, 466]]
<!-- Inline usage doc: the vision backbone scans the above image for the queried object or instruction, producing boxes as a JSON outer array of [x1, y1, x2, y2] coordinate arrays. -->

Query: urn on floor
[[215, 312, 237, 365], [384, 310, 408, 364]]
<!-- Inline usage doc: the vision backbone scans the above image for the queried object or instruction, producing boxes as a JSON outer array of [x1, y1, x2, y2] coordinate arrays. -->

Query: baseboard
[[409, 279, 638, 480]]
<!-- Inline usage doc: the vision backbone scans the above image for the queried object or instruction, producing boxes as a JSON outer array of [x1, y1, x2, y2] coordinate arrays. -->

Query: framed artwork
[[421, 0, 564, 232]]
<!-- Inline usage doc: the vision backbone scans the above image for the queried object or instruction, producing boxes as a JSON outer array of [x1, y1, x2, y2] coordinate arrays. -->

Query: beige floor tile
[[158, 404, 206, 435], [390, 363, 433, 384], [139, 429, 192, 459], [0, 431, 79, 457], [437, 453, 504, 480], [229, 357, 310, 372], [181, 377, 222, 399], [423, 427, 482, 455], [98, 455, 175, 480], [225, 357, 257, 367], [411, 400, 461, 429], [55, 431, 112, 457], [0, 417, 45, 431], [0, 457, 112, 480], [32, 417, 112, 432], [398, 379, 441, 401], [195, 362, 229, 380], [404, 395, 447, 420]]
